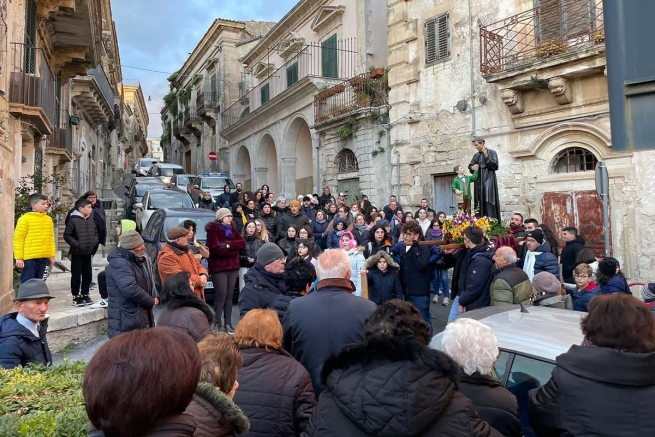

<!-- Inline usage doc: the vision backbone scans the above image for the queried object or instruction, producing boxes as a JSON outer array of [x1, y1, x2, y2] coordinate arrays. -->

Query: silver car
[[134, 188, 195, 231], [134, 158, 158, 177], [430, 306, 584, 437]]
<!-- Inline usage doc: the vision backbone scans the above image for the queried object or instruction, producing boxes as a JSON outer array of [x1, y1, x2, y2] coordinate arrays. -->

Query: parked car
[[430, 306, 584, 437], [134, 188, 195, 232], [134, 158, 158, 177], [187, 173, 235, 205], [148, 163, 185, 185], [141, 208, 239, 305], [124, 177, 165, 220], [170, 174, 196, 193]]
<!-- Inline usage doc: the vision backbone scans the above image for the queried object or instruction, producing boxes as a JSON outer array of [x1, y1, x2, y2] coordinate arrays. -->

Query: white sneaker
[[89, 298, 108, 309], [442, 297, 450, 306], [439, 290, 443, 296], [432, 295, 440, 304]]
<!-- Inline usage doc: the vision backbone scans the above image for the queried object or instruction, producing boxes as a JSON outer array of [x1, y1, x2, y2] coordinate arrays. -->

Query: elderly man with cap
[[238, 243, 293, 320], [0, 280, 54, 369], [532, 272, 572, 309], [105, 230, 159, 338], [490, 247, 532, 306], [157, 227, 209, 300], [277, 199, 310, 241], [522, 229, 560, 281]]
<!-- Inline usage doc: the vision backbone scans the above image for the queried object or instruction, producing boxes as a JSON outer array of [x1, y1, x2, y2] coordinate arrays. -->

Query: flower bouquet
[[440, 210, 505, 249]]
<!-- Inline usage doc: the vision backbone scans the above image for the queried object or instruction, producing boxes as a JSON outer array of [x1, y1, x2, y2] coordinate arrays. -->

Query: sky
[[112, 0, 298, 141]]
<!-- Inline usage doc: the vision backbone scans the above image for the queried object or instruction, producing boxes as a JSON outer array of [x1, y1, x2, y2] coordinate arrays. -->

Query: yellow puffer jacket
[[13, 212, 56, 261]]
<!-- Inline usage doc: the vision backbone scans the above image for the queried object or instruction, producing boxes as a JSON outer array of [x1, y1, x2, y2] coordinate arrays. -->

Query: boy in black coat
[[398, 221, 433, 332], [64, 198, 98, 306], [457, 226, 495, 314]]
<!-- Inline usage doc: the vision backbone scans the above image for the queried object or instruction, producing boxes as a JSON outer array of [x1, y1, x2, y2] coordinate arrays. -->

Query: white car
[[134, 158, 158, 177], [134, 188, 195, 231], [430, 305, 584, 437]]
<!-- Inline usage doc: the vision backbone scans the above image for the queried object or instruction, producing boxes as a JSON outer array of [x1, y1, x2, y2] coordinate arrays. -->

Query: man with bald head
[[490, 246, 532, 306]]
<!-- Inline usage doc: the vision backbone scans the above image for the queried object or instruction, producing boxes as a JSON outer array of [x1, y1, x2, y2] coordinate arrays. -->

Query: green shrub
[[0, 361, 89, 436]]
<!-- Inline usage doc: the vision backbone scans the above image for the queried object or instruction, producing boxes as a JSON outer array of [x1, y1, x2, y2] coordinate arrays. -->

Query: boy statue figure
[[452, 165, 478, 214]]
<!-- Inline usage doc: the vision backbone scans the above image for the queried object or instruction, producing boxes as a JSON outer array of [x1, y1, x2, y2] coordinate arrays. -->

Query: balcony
[[221, 39, 357, 132], [184, 106, 202, 136], [72, 66, 115, 126], [173, 114, 190, 145], [8, 43, 56, 135], [48, 110, 73, 163], [480, 0, 604, 78], [314, 70, 389, 124]]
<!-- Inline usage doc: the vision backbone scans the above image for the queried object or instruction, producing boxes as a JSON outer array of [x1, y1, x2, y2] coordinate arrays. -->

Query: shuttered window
[[287, 62, 299, 88], [261, 83, 270, 104], [24, 0, 37, 73], [321, 34, 338, 78], [424, 12, 451, 66]]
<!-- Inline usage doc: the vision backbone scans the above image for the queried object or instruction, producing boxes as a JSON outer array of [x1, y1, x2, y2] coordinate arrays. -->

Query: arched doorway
[[234, 145, 252, 191], [257, 134, 278, 195], [286, 117, 314, 197], [335, 149, 361, 204]]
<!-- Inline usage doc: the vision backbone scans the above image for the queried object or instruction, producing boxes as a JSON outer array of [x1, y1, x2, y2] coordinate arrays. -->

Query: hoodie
[[64, 210, 98, 255], [560, 235, 585, 280]]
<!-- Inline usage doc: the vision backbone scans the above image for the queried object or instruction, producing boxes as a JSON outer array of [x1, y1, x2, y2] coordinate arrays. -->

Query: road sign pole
[[595, 162, 611, 258]]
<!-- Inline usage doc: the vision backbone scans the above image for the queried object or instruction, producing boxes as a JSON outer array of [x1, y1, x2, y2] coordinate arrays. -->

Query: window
[[535, 0, 595, 44], [336, 149, 359, 173], [261, 83, 270, 104], [287, 62, 299, 88], [492, 350, 512, 383], [321, 34, 339, 78], [24, 0, 36, 73], [425, 12, 451, 65], [552, 147, 598, 173]]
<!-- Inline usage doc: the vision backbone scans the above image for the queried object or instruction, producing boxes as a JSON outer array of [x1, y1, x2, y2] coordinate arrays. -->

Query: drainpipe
[[468, 0, 477, 133], [313, 136, 320, 194], [396, 149, 401, 205], [385, 123, 392, 200]]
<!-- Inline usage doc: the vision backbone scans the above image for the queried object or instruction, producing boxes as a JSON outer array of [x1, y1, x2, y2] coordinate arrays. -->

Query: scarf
[[354, 223, 367, 234], [254, 263, 287, 294], [314, 218, 326, 224], [522, 250, 540, 281], [221, 223, 233, 239], [167, 241, 189, 252]]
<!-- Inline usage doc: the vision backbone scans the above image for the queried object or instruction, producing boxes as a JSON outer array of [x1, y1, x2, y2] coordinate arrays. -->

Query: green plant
[[0, 361, 88, 436], [60, 342, 76, 357], [371, 146, 385, 157], [487, 219, 511, 238], [336, 125, 353, 141], [179, 86, 193, 105], [528, 75, 548, 91], [593, 30, 605, 44], [375, 130, 386, 145], [14, 168, 71, 226]]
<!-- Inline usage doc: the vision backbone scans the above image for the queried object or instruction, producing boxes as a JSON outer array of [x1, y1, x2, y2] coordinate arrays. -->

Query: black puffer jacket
[[233, 347, 316, 437], [0, 313, 51, 369], [458, 372, 522, 437], [105, 247, 157, 338], [238, 264, 293, 320], [278, 213, 309, 241], [458, 243, 495, 311], [259, 212, 278, 239], [302, 337, 502, 437], [239, 235, 265, 268], [64, 211, 98, 255], [529, 345, 655, 437], [560, 236, 585, 280], [364, 251, 403, 305], [198, 198, 218, 212]]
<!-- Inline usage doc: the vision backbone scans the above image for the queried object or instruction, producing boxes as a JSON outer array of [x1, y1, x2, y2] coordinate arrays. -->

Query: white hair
[[497, 247, 518, 264], [440, 318, 499, 376], [316, 249, 351, 280]]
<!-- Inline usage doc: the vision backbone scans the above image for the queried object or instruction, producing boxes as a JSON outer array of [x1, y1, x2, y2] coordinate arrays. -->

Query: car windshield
[[201, 177, 234, 189], [136, 183, 163, 196], [161, 216, 215, 242], [148, 193, 194, 210], [160, 167, 184, 176], [176, 176, 190, 186], [139, 159, 157, 167]]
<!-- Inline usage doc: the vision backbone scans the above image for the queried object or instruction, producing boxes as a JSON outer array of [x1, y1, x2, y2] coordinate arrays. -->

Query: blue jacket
[[105, 247, 157, 338], [239, 264, 293, 320], [600, 274, 631, 295], [458, 244, 495, 311], [311, 220, 329, 250], [0, 313, 51, 369], [533, 242, 560, 279], [568, 285, 601, 312]]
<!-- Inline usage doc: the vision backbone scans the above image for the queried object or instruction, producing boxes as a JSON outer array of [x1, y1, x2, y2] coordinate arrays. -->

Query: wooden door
[[433, 173, 457, 215], [337, 178, 361, 204], [184, 151, 191, 174], [541, 190, 608, 257]]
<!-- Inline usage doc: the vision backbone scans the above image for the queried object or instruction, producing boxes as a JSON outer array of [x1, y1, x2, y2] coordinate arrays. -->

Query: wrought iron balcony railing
[[51, 110, 73, 154], [88, 67, 114, 110], [480, 0, 604, 75]]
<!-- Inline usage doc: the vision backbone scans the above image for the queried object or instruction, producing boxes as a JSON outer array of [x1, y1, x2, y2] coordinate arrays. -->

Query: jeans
[[447, 296, 462, 323], [71, 254, 93, 297], [20, 258, 50, 283], [407, 295, 433, 334], [431, 269, 450, 298], [212, 270, 239, 326]]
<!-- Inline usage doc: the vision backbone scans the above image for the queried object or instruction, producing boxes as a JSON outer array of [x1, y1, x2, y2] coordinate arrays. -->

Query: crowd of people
[[5, 184, 655, 436]]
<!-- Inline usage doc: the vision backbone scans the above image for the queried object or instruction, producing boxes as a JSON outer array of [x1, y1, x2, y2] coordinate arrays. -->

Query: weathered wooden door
[[185, 151, 192, 174], [541, 190, 608, 257], [337, 178, 361, 204], [433, 173, 457, 215]]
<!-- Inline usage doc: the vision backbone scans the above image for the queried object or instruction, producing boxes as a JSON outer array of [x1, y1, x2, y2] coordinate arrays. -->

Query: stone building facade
[[386, 0, 655, 280], [220, 0, 388, 202]]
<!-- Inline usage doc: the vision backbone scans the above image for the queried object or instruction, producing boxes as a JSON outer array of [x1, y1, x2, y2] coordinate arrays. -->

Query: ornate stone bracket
[[548, 77, 573, 105], [500, 89, 525, 114]]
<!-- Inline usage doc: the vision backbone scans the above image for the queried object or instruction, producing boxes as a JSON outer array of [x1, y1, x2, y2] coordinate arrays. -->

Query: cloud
[[112, 0, 297, 140]]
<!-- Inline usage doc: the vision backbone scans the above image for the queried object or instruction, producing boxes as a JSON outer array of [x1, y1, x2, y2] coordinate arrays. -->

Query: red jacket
[[205, 221, 246, 274]]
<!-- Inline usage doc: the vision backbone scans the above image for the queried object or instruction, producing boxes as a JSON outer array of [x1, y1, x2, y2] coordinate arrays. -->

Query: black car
[[124, 177, 164, 220], [141, 208, 239, 305]]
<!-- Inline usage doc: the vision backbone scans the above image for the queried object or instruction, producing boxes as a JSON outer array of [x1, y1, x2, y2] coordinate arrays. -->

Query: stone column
[[280, 157, 297, 199]]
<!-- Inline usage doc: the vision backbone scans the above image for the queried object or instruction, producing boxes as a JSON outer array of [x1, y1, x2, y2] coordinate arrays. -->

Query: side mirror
[[133, 203, 143, 210], [196, 203, 200, 208], [142, 235, 154, 243]]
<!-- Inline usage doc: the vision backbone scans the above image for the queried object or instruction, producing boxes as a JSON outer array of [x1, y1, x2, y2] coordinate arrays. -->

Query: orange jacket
[[157, 243, 208, 300]]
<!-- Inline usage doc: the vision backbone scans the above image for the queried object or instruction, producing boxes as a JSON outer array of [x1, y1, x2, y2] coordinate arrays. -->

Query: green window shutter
[[425, 12, 451, 65], [321, 34, 338, 78], [24, 0, 36, 73], [261, 83, 270, 104], [287, 62, 299, 88]]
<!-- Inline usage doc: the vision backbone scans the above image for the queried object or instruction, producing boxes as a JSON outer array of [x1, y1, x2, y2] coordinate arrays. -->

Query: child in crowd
[[341, 231, 365, 297], [363, 251, 402, 305], [64, 198, 98, 306], [566, 263, 601, 312], [327, 218, 347, 249], [597, 257, 631, 294], [13, 193, 56, 283]]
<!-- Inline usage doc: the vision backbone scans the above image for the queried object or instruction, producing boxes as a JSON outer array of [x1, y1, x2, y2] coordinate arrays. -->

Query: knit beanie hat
[[167, 226, 189, 240], [216, 208, 232, 221], [290, 200, 301, 208], [120, 230, 144, 250], [642, 283, 655, 301], [532, 272, 561, 294], [526, 229, 544, 245], [256, 243, 285, 266], [598, 257, 618, 278]]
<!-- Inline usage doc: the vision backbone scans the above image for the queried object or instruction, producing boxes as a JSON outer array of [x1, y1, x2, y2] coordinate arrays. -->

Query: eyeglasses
[[276, 257, 286, 262], [574, 275, 589, 279]]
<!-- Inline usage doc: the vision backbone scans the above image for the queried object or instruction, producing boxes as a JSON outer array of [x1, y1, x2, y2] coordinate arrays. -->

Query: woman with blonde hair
[[254, 218, 269, 243], [233, 309, 316, 436], [186, 332, 250, 437]]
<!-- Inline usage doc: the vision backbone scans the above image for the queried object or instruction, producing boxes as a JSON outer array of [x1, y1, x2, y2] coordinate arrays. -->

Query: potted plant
[[369, 67, 384, 78], [593, 30, 605, 44], [536, 40, 568, 58], [356, 92, 372, 107]]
